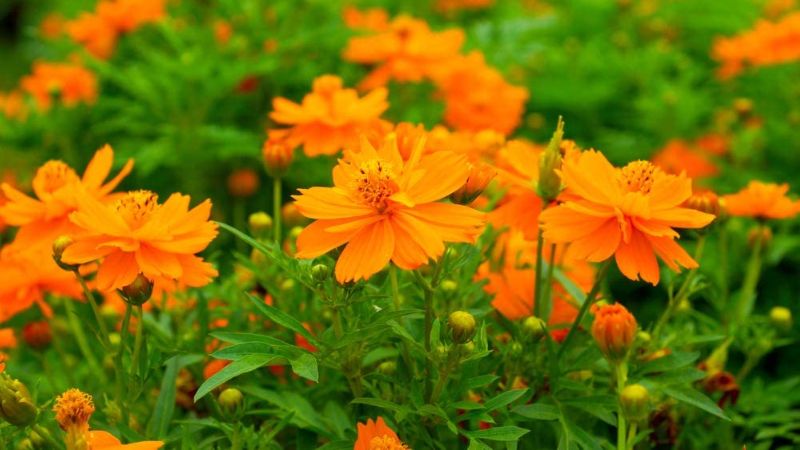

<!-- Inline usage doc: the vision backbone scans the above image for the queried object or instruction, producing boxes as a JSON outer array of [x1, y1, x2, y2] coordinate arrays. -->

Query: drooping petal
[[647, 235, 698, 272], [614, 230, 660, 285], [402, 202, 485, 243]]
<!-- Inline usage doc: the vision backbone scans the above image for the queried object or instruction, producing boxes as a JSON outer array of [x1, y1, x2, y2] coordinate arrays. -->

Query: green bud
[[218, 388, 244, 414], [311, 264, 330, 283], [248, 212, 273, 237], [0, 374, 38, 427], [461, 341, 475, 354], [522, 316, 546, 341], [620, 384, 650, 422], [52, 235, 79, 271], [377, 361, 397, 375], [448, 311, 477, 344], [537, 116, 565, 202], [280, 279, 295, 291], [440, 279, 458, 294], [770, 306, 792, 333]]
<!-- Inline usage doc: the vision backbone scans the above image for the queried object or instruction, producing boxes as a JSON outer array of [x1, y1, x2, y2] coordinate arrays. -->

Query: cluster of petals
[[66, 0, 166, 59], [651, 139, 720, 180], [712, 12, 800, 78], [540, 150, 715, 285], [355, 417, 408, 450], [723, 180, 800, 219], [342, 6, 390, 32], [269, 75, 389, 157], [293, 133, 485, 282], [343, 15, 465, 90], [19, 61, 98, 111]]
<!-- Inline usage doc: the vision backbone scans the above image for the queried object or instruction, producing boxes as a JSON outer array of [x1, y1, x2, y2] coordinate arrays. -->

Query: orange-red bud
[[591, 303, 637, 362]]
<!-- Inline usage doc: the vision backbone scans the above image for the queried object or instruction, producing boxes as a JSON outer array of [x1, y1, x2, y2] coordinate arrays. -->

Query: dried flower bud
[[620, 384, 650, 422], [449, 311, 477, 344], [522, 316, 546, 341], [248, 212, 273, 236], [227, 168, 260, 198], [769, 306, 792, 333], [0, 374, 38, 427], [218, 387, 243, 414], [52, 235, 79, 271], [450, 162, 495, 205], [118, 273, 154, 306], [537, 116, 565, 202], [22, 321, 51, 350], [591, 303, 637, 362]]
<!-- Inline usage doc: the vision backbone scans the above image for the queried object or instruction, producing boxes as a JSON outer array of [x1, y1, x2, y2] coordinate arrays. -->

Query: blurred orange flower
[[66, 0, 165, 58], [67, 13, 118, 59], [39, 13, 66, 39], [723, 181, 800, 219], [712, 12, 800, 78], [540, 151, 715, 285], [61, 190, 218, 291], [0, 91, 26, 120], [342, 6, 389, 31], [652, 139, 718, 179], [20, 62, 98, 110], [0, 145, 132, 251], [293, 134, 485, 282], [0, 328, 17, 349], [269, 75, 388, 156], [432, 52, 529, 135], [436, 0, 495, 12], [343, 15, 464, 89], [355, 417, 407, 450]]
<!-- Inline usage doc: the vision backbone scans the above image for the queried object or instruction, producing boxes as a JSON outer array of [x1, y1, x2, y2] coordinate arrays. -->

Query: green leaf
[[351, 398, 405, 413], [661, 386, 730, 421], [290, 353, 319, 382], [194, 354, 279, 402], [639, 351, 700, 375], [484, 389, 530, 412], [245, 293, 319, 347], [513, 403, 560, 421], [210, 331, 291, 347], [465, 375, 499, 390], [465, 426, 530, 442], [147, 354, 202, 438]]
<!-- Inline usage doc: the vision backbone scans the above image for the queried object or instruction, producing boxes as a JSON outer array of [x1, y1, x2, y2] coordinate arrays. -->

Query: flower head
[[344, 15, 464, 89], [293, 133, 485, 282], [712, 12, 800, 78], [591, 302, 637, 361], [61, 190, 218, 292], [54, 388, 95, 432], [651, 139, 718, 180], [342, 6, 389, 31], [540, 151, 715, 285], [269, 75, 388, 156], [0, 91, 27, 120], [0, 145, 132, 250], [723, 181, 799, 220], [20, 62, 98, 111], [355, 417, 407, 450]]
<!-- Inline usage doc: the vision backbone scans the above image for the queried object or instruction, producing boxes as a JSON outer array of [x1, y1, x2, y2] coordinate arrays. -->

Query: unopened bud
[[684, 191, 722, 223], [449, 311, 477, 344], [450, 162, 495, 205], [227, 169, 259, 198], [676, 298, 692, 314], [22, 321, 51, 350], [218, 387, 243, 414], [52, 235, 78, 271], [311, 264, 329, 283], [289, 226, 303, 240], [591, 303, 637, 362], [537, 116, 565, 202], [377, 361, 397, 375], [461, 341, 475, 353], [440, 279, 458, 294], [522, 316, 546, 341], [280, 279, 295, 291], [263, 133, 294, 177], [248, 212, 273, 236], [118, 273, 154, 306], [620, 384, 650, 422], [733, 98, 753, 118], [0, 374, 38, 427], [769, 306, 792, 333], [636, 331, 651, 344]]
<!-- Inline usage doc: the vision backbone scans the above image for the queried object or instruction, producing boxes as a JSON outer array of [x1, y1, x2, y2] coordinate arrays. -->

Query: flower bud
[[52, 235, 79, 271], [281, 203, 306, 228], [567, 370, 593, 381], [311, 264, 330, 283], [461, 341, 475, 353], [218, 387, 243, 414], [769, 306, 792, 333], [591, 303, 637, 362], [733, 97, 753, 118], [0, 374, 38, 427], [377, 361, 397, 375], [748, 225, 772, 249], [118, 273, 154, 306], [440, 279, 457, 295], [450, 162, 495, 205], [683, 191, 721, 223], [620, 384, 650, 422], [263, 132, 294, 177], [449, 311, 477, 344], [289, 226, 303, 240], [280, 279, 295, 291], [248, 212, 273, 237], [227, 169, 259, 198], [537, 117, 565, 202], [522, 316, 546, 341], [22, 321, 52, 350]]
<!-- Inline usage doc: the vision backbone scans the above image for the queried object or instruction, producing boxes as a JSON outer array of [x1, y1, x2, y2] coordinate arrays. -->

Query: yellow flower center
[[115, 190, 159, 227], [355, 159, 399, 212], [35, 160, 79, 194], [53, 388, 94, 431], [369, 435, 408, 450], [620, 160, 656, 194]]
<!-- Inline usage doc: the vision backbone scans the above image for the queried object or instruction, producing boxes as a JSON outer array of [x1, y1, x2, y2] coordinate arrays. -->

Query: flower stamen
[[620, 160, 656, 194], [354, 160, 399, 212]]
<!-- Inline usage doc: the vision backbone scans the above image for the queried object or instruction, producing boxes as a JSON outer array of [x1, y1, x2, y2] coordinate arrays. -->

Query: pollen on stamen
[[354, 159, 399, 211], [620, 160, 656, 194], [115, 190, 159, 226], [53, 388, 95, 430], [369, 435, 409, 450]]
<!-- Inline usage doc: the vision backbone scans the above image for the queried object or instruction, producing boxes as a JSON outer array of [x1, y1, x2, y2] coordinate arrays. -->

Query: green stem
[[541, 243, 557, 321], [130, 305, 144, 378], [652, 236, 706, 340], [430, 346, 461, 403], [533, 227, 545, 318], [616, 363, 628, 450], [390, 265, 401, 312], [117, 303, 132, 425], [735, 228, 764, 324], [231, 423, 242, 450], [63, 298, 105, 380], [32, 424, 63, 450], [556, 260, 612, 360], [627, 423, 638, 450], [273, 176, 282, 243], [718, 226, 730, 308], [74, 272, 110, 347]]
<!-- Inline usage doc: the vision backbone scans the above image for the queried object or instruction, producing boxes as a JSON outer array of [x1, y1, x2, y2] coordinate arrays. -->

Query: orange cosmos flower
[[293, 134, 485, 283], [213, 20, 233, 45], [96, 0, 166, 33], [0, 328, 17, 349], [40, 13, 66, 39], [712, 12, 800, 78], [67, 12, 118, 59], [427, 126, 506, 163], [539, 151, 715, 285], [269, 75, 388, 156], [0, 145, 132, 250], [651, 139, 718, 180], [342, 6, 389, 31], [60, 190, 218, 292], [0, 90, 27, 120], [723, 181, 800, 220], [355, 417, 407, 450], [0, 246, 82, 322], [343, 15, 465, 89], [20, 62, 98, 110], [431, 52, 529, 135]]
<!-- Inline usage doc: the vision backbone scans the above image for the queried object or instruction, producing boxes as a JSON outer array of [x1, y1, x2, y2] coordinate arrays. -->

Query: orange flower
[[431, 52, 529, 135], [342, 6, 389, 31], [96, 0, 165, 33], [651, 140, 718, 179], [293, 134, 485, 282], [213, 20, 233, 45], [0, 90, 27, 120], [436, 0, 495, 12], [269, 75, 388, 156], [723, 181, 800, 219], [0, 246, 82, 323], [89, 430, 163, 449], [67, 13, 118, 59], [40, 13, 66, 39], [712, 12, 800, 78], [343, 15, 464, 89], [540, 151, 715, 285], [0, 328, 17, 349], [355, 417, 407, 450], [227, 169, 260, 198], [427, 126, 506, 163], [262, 130, 295, 176], [0, 145, 132, 250], [61, 190, 218, 292], [20, 62, 98, 110], [591, 303, 637, 361]]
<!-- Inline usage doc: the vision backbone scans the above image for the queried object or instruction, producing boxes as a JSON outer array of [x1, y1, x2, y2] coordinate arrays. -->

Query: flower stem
[[32, 424, 62, 450], [74, 271, 110, 348], [63, 298, 105, 380], [273, 176, 282, 243], [390, 264, 401, 312], [652, 236, 706, 340], [430, 346, 461, 403], [130, 305, 144, 379], [627, 422, 638, 450], [556, 260, 612, 361], [533, 227, 546, 318], [615, 363, 628, 450], [541, 243, 557, 321], [734, 229, 763, 324], [118, 303, 132, 424]]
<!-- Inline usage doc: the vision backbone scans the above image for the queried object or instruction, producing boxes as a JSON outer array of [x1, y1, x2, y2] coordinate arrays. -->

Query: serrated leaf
[[194, 354, 278, 401]]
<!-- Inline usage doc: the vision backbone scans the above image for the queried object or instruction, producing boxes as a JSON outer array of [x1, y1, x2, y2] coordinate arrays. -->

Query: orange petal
[[614, 230, 660, 285], [334, 219, 394, 282]]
